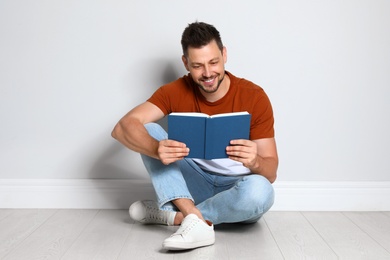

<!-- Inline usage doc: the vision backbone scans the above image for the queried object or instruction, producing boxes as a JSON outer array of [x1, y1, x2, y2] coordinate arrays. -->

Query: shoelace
[[172, 217, 199, 236], [145, 203, 167, 224]]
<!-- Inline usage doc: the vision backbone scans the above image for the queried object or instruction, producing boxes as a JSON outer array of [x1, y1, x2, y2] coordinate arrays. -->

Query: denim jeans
[[141, 123, 275, 225]]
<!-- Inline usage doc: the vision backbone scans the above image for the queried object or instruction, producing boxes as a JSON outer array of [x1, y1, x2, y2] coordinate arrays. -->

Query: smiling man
[[112, 22, 278, 251]]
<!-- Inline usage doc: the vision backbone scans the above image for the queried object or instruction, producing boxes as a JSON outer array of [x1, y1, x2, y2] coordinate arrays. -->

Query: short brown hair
[[181, 22, 224, 57]]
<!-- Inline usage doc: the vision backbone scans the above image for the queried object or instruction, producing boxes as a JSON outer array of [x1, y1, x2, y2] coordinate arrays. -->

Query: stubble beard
[[196, 72, 226, 94]]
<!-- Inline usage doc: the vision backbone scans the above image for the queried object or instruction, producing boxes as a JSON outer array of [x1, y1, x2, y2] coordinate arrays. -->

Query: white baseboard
[[1, 179, 390, 211], [271, 181, 390, 211]]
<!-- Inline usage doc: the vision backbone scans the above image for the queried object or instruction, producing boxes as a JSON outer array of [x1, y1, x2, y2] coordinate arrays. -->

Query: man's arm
[[111, 101, 189, 164], [226, 138, 278, 183]]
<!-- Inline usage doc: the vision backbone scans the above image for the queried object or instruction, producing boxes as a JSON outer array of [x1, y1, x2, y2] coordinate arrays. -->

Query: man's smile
[[201, 76, 217, 86]]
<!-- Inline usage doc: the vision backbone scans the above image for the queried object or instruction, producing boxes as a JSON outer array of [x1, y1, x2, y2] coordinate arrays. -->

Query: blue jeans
[[141, 123, 275, 225]]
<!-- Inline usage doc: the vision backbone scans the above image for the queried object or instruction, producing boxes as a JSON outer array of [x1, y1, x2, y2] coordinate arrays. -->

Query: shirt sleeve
[[147, 86, 171, 115], [249, 91, 275, 140]]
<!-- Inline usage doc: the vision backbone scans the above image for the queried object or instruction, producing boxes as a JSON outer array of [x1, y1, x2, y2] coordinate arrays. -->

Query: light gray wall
[[1, 0, 389, 182]]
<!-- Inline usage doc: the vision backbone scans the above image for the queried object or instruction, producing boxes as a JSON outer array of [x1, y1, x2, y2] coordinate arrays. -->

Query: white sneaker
[[129, 200, 176, 226], [162, 214, 215, 250]]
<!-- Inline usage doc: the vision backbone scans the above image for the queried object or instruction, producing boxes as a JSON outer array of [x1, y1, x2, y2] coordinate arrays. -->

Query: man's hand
[[158, 140, 189, 165], [226, 139, 258, 169], [226, 138, 278, 183]]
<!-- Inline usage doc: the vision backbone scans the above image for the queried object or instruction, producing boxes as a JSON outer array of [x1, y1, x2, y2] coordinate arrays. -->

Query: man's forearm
[[111, 118, 159, 160], [249, 155, 278, 183]]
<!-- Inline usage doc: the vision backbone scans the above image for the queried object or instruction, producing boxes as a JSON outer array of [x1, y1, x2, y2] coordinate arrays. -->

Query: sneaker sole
[[162, 238, 215, 251]]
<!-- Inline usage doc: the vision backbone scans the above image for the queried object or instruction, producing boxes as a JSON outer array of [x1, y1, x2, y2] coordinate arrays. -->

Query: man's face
[[182, 40, 227, 94]]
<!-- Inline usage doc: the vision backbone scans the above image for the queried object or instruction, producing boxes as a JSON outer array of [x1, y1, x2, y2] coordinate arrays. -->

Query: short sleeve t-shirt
[[147, 71, 275, 175]]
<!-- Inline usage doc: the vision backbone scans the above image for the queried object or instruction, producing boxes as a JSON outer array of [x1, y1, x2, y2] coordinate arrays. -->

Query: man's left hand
[[226, 139, 258, 169]]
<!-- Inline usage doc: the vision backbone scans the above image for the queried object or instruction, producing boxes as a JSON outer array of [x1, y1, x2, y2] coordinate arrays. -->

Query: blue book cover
[[168, 112, 251, 160]]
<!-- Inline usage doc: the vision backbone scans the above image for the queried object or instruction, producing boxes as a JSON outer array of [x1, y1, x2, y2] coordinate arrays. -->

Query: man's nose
[[203, 65, 211, 77]]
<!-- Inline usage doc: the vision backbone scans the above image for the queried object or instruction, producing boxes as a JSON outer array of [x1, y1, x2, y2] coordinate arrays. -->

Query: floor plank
[[2, 209, 98, 260], [264, 211, 337, 259], [117, 224, 176, 260], [0, 209, 14, 221], [61, 210, 131, 260], [0, 209, 57, 259], [171, 242, 224, 260], [218, 217, 283, 260], [303, 212, 390, 259], [343, 212, 390, 253]]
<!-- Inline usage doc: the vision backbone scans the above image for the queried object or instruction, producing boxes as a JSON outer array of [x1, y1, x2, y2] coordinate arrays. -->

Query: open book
[[168, 112, 251, 159]]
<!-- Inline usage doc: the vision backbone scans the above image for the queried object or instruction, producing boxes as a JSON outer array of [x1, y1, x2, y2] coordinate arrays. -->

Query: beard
[[195, 72, 225, 94]]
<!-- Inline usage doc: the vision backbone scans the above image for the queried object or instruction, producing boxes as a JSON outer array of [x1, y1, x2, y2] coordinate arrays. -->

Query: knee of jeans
[[144, 122, 168, 141], [240, 175, 275, 214]]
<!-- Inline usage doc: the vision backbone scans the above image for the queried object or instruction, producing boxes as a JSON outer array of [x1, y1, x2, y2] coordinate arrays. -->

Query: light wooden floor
[[0, 210, 389, 259]]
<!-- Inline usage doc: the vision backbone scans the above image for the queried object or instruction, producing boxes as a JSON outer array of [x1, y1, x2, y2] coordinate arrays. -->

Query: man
[[112, 22, 278, 251]]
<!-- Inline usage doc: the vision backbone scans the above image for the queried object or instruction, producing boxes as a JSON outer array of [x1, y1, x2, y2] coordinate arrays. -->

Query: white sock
[[167, 211, 177, 226]]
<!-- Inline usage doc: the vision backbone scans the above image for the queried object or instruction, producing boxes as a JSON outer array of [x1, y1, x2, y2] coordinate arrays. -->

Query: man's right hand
[[158, 140, 190, 165]]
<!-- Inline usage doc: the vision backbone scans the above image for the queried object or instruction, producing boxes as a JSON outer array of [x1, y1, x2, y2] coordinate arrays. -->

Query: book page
[[169, 112, 209, 117], [209, 111, 249, 118]]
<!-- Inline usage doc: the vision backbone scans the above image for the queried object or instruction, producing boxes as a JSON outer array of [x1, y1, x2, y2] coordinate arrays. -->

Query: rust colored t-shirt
[[147, 71, 274, 140]]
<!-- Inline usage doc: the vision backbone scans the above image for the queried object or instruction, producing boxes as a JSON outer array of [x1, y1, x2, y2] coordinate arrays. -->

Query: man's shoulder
[[230, 77, 266, 101], [148, 74, 196, 115]]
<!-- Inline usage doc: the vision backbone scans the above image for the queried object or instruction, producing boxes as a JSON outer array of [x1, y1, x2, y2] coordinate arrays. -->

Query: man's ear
[[182, 55, 190, 71], [223, 46, 227, 64]]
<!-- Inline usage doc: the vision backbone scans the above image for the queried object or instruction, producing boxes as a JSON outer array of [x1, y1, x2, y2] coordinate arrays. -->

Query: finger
[[230, 139, 249, 146], [226, 144, 249, 154], [168, 147, 190, 154], [161, 151, 189, 165], [227, 150, 246, 158], [164, 139, 187, 148]]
